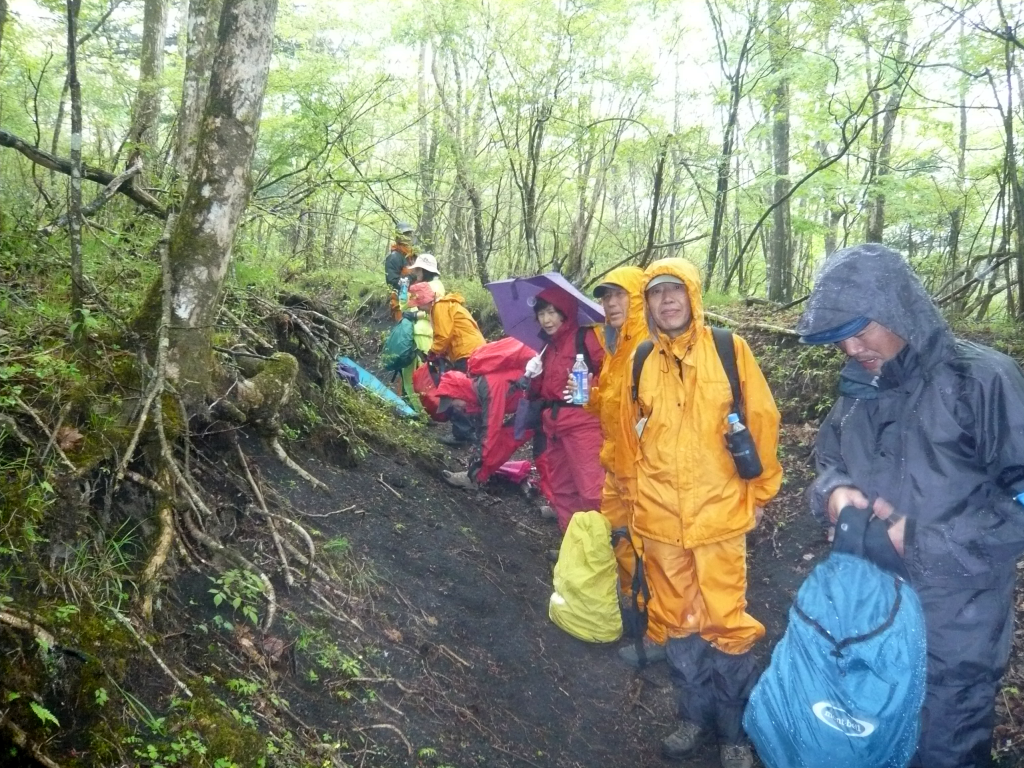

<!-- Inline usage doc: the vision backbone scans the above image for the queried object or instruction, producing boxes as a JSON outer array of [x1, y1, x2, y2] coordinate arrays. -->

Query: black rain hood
[[806, 245, 1024, 589], [797, 243, 956, 378]]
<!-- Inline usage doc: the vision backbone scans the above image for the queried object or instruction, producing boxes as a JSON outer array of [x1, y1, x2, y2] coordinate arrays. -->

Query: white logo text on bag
[[811, 702, 876, 737]]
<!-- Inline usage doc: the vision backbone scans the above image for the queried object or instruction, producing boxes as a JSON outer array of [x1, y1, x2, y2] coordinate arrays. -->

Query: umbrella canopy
[[485, 272, 605, 351]]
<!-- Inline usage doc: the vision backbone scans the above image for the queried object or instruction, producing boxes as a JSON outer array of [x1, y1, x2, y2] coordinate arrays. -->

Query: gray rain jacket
[[800, 244, 1024, 589]]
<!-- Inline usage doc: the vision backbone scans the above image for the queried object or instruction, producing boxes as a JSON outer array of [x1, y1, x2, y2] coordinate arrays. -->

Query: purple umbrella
[[485, 272, 605, 351]]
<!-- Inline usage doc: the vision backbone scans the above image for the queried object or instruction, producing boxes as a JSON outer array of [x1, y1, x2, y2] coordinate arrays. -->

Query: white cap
[[410, 253, 439, 274], [646, 274, 685, 291]]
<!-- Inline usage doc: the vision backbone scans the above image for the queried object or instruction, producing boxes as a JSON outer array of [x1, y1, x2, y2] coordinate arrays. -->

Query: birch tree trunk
[[66, 0, 85, 337], [174, 0, 223, 179], [136, 0, 278, 407], [125, 0, 170, 169], [767, 2, 792, 302]]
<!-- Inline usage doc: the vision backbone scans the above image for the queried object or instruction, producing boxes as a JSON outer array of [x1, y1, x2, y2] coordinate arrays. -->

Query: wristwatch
[[883, 513, 904, 530]]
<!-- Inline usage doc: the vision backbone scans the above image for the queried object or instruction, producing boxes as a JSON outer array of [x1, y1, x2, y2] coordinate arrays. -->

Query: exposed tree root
[[179, 506, 278, 633], [269, 437, 328, 491], [0, 718, 64, 768], [12, 395, 77, 473], [139, 466, 175, 621], [107, 608, 193, 698], [0, 611, 57, 649]]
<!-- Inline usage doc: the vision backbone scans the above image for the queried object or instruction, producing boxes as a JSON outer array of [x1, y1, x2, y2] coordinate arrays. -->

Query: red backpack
[[467, 337, 535, 377]]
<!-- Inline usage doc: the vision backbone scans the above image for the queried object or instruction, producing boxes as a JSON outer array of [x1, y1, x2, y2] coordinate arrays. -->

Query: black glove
[[402, 311, 418, 322]]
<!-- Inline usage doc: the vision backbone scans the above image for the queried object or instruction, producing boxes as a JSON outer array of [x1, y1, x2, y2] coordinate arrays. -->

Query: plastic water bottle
[[725, 413, 763, 479], [398, 276, 409, 303], [571, 354, 589, 405]]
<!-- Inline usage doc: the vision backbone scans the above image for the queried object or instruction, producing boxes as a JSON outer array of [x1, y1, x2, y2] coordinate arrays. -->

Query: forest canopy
[[1, 0, 1023, 319]]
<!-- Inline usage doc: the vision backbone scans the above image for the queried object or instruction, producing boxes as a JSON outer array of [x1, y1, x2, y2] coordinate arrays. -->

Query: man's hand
[[826, 485, 869, 524], [869, 496, 905, 557]]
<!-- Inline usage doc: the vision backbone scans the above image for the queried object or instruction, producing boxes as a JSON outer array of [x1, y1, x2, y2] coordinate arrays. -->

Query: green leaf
[[29, 701, 59, 728]]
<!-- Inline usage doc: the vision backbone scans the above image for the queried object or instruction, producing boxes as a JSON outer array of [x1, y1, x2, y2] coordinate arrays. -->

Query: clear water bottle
[[571, 354, 589, 405], [398, 276, 409, 303], [725, 412, 763, 479]]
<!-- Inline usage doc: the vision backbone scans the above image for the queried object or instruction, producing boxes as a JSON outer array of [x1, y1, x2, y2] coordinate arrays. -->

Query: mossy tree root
[[139, 466, 175, 621]]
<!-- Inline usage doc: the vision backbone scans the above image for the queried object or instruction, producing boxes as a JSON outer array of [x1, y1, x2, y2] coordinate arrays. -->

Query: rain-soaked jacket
[[586, 266, 647, 472], [801, 244, 1024, 588], [428, 293, 485, 363], [531, 287, 605, 402], [617, 258, 782, 549]]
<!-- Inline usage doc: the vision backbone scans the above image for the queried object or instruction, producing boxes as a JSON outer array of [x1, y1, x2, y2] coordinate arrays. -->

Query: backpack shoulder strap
[[575, 326, 595, 372], [711, 327, 742, 417], [631, 340, 655, 402]]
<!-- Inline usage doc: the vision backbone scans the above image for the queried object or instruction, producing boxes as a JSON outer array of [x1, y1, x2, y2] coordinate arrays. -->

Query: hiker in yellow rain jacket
[[578, 267, 655, 663], [615, 258, 781, 768], [407, 282, 486, 444]]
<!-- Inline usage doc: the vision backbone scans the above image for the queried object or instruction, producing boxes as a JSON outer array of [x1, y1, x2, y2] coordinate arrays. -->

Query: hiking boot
[[539, 505, 557, 519], [443, 470, 477, 490], [617, 636, 667, 667], [546, 549, 560, 563], [661, 721, 712, 760], [719, 743, 753, 768], [438, 434, 471, 447]]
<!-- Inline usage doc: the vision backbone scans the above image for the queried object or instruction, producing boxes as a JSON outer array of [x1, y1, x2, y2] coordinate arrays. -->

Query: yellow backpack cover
[[548, 511, 623, 643]]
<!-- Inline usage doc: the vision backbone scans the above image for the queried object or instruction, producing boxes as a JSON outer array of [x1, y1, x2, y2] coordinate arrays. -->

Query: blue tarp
[[338, 356, 417, 418]]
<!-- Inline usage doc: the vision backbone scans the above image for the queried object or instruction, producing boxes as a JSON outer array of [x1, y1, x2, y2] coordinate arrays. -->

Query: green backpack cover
[[549, 511, 623, 643], [381, 318, 418, 372]]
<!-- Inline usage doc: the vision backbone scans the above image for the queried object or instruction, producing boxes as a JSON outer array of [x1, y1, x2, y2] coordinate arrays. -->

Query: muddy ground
[[164, 419, 830, 768]]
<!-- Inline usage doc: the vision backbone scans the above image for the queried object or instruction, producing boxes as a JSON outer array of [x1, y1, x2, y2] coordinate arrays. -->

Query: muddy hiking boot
[[661, 720, 712, 760], [442, 470, 477, 490], [438, 433, 472, 447], [719, 743, 754, 768], [546, 549, 560, 563], [617, 636, 667, 667]]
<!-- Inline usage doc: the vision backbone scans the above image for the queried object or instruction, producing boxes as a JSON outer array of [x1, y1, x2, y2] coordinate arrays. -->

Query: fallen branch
[[0, 129, 165, 217], [221, 306, 274, 352], [107, 608, 193, 698], [12, 396, 77, 472], [269, 437, 328, 491], [38, 162, 143, 235], [377, 473, 403, 500], [704, 310, 800, 338]]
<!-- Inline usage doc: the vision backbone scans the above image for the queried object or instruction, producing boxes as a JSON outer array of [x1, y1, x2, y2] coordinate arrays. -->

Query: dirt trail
[[238, 421, 825, 768]]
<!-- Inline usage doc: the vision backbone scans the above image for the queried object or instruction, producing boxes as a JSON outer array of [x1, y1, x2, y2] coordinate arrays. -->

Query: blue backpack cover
[[744, 552, 926, 768]]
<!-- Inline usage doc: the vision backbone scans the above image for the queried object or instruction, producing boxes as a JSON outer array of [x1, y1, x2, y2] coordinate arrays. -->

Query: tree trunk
[[125, 0, 169, 170], [136, 0, 278, 408], [173, 0, 222, 179], [0, 0, 8, 60], [767, 1, 792, 302], [66, 0, 85, 338], [865, 28, 908, 243], [417, 39, 439, 250]]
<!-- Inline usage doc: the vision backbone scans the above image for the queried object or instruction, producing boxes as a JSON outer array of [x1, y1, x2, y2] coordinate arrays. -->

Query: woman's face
[[410, 267, 426, 283], [536, 305, 564, 335]]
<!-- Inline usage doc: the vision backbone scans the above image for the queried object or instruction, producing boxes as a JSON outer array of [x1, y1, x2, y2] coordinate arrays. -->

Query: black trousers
[[908, 571, 1016, 768], [665, 634, 759, 744]]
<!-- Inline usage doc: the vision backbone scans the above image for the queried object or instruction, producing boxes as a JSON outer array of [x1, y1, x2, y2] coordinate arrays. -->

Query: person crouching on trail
[[527, 287, 606, 534], [406, 282, 486, 445], [399, 253, 446, 412], [615, 258, 781, 768], [578, 266, 662, 666], [384, 221, 416, 322]]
